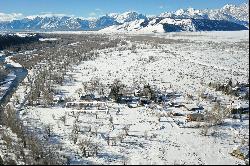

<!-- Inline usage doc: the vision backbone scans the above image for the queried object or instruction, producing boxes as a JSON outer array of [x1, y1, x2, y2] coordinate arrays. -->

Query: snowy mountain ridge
[[102, 3, 249, 33], [160, 3, 248, 21], [0, 3, 248, 32], [101, 17, 248, 33]]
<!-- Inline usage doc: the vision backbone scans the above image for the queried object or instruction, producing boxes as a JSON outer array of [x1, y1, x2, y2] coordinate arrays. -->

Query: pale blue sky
[[0, 0, 248, 17]]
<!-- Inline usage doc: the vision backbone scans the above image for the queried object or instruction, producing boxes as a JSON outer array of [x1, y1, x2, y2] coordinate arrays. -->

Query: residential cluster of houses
[[61, 88, 205, 115], [54, 85, 248, 122]]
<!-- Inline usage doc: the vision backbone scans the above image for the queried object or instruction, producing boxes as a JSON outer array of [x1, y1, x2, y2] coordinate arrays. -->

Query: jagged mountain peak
[[222, 4, 236, 9], [107, 11, 147, 23]]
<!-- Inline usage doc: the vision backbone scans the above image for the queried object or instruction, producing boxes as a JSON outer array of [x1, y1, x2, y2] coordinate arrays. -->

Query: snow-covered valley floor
[[1, 31, 249, 165]]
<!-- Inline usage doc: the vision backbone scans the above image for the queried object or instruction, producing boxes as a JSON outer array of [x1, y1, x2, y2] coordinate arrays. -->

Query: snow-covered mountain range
[[159, 3, 249, 26], [0, 3, 248, 32]]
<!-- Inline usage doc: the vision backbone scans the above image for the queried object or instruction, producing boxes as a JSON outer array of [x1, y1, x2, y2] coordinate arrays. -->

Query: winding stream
[[0, 54, 28, 108]]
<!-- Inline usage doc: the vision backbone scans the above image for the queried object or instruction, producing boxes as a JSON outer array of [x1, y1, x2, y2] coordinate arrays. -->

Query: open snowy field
[[100, 30, 249, 42], [56, 30, 249, 101], [3, 30, 248, 165], [19, 104, 248, 165], [151, 30, 249, 42]]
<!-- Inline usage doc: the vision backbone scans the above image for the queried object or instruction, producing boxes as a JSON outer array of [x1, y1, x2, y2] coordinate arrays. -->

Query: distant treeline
[[0, 34, 41, 50]]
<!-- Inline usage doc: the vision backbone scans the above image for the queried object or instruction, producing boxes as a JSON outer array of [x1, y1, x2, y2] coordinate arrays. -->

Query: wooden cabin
[[186, 113, 204, 122]]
